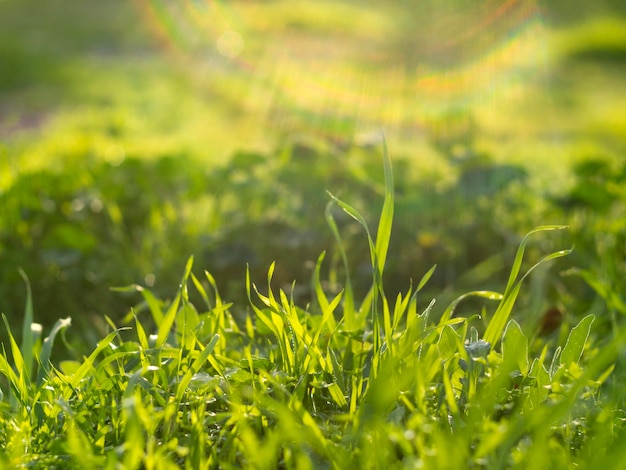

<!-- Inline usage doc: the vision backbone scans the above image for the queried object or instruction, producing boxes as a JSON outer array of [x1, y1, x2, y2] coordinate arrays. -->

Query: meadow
[[1, 0, 626, 467]]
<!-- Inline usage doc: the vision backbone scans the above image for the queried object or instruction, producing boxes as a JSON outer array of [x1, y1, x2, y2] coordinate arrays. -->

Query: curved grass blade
[[439, 291, 503, 324], [483, 227, 570, 346], [327, 192, 377, 276], [503, 226, 568, 297]]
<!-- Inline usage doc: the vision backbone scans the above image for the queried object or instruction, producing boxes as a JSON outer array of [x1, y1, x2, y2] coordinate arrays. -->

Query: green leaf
[[550, 346, 562, 379], [438, 324, 462, 359], [502, 320, 529, 374], [561, 314, 595, 366]]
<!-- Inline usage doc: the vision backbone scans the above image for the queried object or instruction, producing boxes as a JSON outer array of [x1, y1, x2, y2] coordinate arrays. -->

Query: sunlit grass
[[2, 3, 626, 465], [1, 146, 623, 468]]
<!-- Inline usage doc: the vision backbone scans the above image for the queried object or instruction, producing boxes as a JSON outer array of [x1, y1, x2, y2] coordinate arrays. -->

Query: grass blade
[[503, 226, 568, 297], [2, 314, 29, 401], [36, 317, 72, 387], [416, 264, 437, 293], [483, 227, 570, 346], [0, 345, 20, 403], [325, 200, 356, 327], [18, 268, 35, 381], [374, 136, 394, 279], [439, 291, 502, 323]]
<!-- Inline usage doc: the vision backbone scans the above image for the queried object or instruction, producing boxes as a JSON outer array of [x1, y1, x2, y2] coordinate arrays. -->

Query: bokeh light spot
[[217, 30, 244, 58]]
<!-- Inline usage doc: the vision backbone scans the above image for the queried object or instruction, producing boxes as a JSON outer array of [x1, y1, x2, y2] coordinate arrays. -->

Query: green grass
[[1, 147, 624, 468], [2, 1, 625, 332], [2, 1, 626, 467]]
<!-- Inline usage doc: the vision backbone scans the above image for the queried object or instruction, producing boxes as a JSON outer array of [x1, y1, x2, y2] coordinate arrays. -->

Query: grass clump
[[0, 142, 624, 469]]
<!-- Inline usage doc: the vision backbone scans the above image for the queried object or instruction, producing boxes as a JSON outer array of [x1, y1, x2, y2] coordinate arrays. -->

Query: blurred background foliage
[[0, 0, 625, 347]]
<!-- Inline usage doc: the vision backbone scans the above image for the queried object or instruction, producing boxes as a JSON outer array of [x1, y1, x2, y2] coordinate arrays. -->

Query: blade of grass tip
[[0, 345, 20, 403], [2, 313, 29, 399], [483, 226, 569, 346], [205, 270, 225, 309], [392, 290, 408, 331], [246, 265, 289, 366], [406, 288, 420, 331], [325, 201, 355, 326], [140, 287, 165, 326], [134, 312, 149, 351], [503, 225, 569, 297], [17, 268, 34, 380], [327, 192, 377, 272], [191, 272, 211, 310], [484, 245, 572, 346], [180, 256, 195, 304], [313, 251, 330, 312], [382, 295, 393, 356], [312, 290, 343, 347], [356, 284, 375, 326], [416, 264, 437, 293], [134, 285, 164, 326], [338, 141, 394, 367], [155, 291, 182, 349], [267, 261, 278, 306], [111, 284, 165, 325], [36, 317, 72, 387], [374, 135, 394, 279]]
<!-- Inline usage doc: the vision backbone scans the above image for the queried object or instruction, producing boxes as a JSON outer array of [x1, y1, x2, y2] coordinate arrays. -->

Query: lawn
[[1, 0, 625, 467]]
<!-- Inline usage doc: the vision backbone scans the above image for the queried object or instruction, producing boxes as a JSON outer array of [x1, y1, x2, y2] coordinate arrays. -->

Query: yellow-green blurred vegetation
[[1, 0, 625, 343], [2, 1, 626, 467]]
